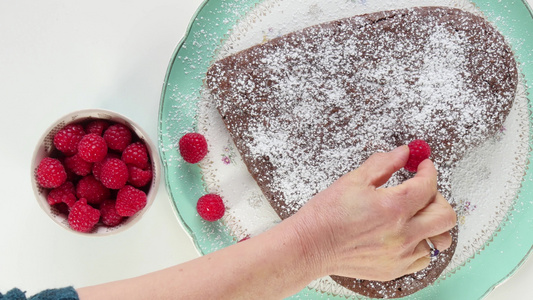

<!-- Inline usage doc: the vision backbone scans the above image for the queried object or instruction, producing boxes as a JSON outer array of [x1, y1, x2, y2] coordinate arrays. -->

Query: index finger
[[346, 145, 410, 188]]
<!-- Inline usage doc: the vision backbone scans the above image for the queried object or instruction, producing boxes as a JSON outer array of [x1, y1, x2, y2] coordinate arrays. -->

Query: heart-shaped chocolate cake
[[206, 6, 517, 298]]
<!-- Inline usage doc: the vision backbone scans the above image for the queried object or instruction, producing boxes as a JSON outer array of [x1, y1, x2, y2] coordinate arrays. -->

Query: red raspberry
[[99, 199, 124, 227], [179, 133, 208, 164], [122, 142, 149, 169], [85, 120, 110, 136], [78, 133, 108, 162], [47, 181, 77, 207], [76, 175, 110, 205], [64, 153, 93, 176], [128, 165, 152, 188], [92, 153, 120, 181], [53, 124, 86, 156], [103, 124, 132, 152], [68, 198, 100, 233], [196, 194, 225, 221], [36, 157, 67, 189], [116, 185, 147, 216], [405, 140, 431, 172], [58, 156, 79, 182], [100, 158, 129, 189]]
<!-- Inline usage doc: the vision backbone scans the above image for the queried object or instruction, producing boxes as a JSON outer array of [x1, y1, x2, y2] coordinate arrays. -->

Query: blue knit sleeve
[[0, 288, 26, 300], [0, 287, 78, 300]]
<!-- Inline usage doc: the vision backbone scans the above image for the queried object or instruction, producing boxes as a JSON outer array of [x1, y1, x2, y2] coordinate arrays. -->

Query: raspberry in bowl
[[31, 109, 160, 235]]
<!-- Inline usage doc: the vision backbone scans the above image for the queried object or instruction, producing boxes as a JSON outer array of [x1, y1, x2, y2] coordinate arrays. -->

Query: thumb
[[348, 145, 409, 187]]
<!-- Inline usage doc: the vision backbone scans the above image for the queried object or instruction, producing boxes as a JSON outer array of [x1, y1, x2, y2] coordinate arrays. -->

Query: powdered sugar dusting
[[208, 7, 517, 218], [244, 23, 480, 213]]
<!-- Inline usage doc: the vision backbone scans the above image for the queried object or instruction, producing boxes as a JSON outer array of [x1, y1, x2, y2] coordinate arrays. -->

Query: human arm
[[76, 145, 456, 299]]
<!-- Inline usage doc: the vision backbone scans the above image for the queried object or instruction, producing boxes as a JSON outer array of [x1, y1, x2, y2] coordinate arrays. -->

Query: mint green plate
[[158, 0, 533, 298]]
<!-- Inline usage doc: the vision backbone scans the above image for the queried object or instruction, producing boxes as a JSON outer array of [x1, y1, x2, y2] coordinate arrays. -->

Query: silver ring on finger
[[426, 238, 440, 258]]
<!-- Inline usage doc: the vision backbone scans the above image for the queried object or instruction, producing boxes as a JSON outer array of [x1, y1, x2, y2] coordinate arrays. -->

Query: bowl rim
[[31, 108, 161, 236]]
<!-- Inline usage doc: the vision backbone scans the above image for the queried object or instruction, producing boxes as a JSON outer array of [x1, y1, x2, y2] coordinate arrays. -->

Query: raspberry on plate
[[78, 133, 108, 163], [64, 153, 93, 176], [405, 140, 432, 172], [99, 199, 124, 227], [122, 142, 149, 169], [100, 158, 129, 189], [179, 133, 208, 164], [76, 175, 110, 205], [68, 198, 101, 233], [116, 185, 147, 216], [103, 123, 132, 152], [196, 194, 225, 222], [53, 124, 86, 156], [36, 157, 67, 189]]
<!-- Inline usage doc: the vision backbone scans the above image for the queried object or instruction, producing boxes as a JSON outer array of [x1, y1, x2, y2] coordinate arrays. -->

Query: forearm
[[76, 217, 320, 300], [76, 147, 457, 299]]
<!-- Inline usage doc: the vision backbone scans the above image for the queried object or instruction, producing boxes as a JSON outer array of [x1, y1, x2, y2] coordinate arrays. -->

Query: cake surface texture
[[206, 6, 517, 298]]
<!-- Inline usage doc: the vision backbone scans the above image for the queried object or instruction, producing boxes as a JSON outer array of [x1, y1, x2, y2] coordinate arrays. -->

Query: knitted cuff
[[0, 287, 78, 300]]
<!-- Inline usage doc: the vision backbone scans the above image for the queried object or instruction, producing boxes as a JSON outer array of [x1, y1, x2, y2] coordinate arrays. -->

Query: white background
[[0, 0, 531, 299]]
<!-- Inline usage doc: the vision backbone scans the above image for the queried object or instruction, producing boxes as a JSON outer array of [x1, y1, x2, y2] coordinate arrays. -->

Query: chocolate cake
[[205, 6, 517, 298]]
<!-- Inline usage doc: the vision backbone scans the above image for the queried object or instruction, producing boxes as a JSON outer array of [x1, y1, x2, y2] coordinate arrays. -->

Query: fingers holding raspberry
[[285, 145, 456, 283], [383, 159, 439, 216]]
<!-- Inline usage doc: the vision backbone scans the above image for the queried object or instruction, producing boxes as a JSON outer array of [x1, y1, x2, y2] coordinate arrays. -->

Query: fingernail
[[392, 145, 408, 154]]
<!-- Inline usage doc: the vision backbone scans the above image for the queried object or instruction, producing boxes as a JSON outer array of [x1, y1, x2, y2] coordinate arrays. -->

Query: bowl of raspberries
[[31, 109, 160, 235]]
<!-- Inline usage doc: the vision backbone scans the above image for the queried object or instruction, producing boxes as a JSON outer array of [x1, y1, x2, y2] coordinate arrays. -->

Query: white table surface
[[0, 0, 531, 299]]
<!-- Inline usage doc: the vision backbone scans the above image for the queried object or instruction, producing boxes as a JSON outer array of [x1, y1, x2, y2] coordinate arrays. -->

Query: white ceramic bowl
[[31, 109, 160, 236]]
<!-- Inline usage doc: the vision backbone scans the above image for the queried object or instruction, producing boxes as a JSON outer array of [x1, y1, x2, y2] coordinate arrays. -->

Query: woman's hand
[[285, 145, 457, 281], [77, 146, 457, 300]]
